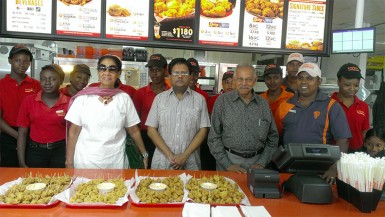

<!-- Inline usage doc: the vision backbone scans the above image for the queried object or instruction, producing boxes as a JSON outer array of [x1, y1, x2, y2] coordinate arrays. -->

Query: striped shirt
[[208, 90, 279, 170], [146, 87, 210, 170]]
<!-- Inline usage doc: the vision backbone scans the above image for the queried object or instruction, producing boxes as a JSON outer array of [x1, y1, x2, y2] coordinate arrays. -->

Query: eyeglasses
[[171, 71, 190, 76], [97, 65, 119, 73], [236, 77, 254, 83]]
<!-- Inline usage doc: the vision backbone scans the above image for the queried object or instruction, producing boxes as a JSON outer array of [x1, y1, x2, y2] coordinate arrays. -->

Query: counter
[[0, 168, 384, 217]]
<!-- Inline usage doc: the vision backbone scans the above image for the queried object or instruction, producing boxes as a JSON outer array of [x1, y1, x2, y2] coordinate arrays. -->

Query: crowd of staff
[[1, 45, 383, 183]]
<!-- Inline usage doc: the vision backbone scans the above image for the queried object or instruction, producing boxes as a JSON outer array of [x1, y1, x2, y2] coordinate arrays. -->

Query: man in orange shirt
[[259, 63, 294, 116]]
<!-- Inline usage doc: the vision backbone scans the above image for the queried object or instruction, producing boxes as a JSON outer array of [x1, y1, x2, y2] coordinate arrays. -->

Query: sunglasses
[[97, 64, 119, 73]]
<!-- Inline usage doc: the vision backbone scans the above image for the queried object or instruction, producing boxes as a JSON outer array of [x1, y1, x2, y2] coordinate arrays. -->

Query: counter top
[[0, 168, 384, 217]]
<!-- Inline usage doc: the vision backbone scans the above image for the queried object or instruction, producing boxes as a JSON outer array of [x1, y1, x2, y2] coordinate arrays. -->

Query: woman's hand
[[142, 157, 149, 169]]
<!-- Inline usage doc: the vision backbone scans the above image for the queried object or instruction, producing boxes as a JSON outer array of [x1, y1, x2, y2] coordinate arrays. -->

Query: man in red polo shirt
[[133, 54, 170, 168], [187, 58, 209, 104], [207, 70, 234, 115], [60, 64, 91, 97], [0, 45, 41, 167], [331, 63, 370, 152]]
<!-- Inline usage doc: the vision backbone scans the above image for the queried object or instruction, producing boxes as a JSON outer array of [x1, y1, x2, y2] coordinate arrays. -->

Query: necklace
[[99, 96, 113, 105]]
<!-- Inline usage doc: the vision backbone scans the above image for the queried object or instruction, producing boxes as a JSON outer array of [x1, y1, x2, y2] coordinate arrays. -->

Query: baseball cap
[[72, 64, 91, 76], [146, 54, 167, 68], [222, 71, 234, 80], [187, 58, 200, 73], [287, 53, 304, 64], [263, 64, 283, 76], [337, 63, 364, 79], [297, 62, 321, 77], [8, 45, 33, 61]]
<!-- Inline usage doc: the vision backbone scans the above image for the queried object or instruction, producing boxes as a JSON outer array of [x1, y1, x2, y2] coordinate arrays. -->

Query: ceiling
[[332, 0, 385, 56]]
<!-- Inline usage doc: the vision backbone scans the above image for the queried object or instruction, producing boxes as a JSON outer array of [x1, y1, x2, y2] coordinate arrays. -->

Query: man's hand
[[321, 164, 337, 184], [227, 165, 247, 174], [250, 163, 264, 169], [171, 154, 187, 170]]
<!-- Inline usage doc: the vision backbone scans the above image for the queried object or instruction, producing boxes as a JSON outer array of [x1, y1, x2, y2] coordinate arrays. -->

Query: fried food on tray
[[201, 0, 233, 18], [108, 4, 131, 17], [59, 0, 92, 6], [70, 178, 127, 204], [0, 174, 71, 205], [155, 0, 195, 18], [245, 0, 284, 18], [135, 176, 184, 203], [186, 175, 245, 204]]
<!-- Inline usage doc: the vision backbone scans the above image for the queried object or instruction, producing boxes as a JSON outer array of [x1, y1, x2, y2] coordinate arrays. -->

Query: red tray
[[130, 197, 184, 207], [0, 200, 60, 208], [65, 201, 128, 209]]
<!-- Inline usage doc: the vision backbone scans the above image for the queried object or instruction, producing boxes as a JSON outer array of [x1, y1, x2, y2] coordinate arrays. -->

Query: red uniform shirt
[[59, 85, 71, 97], [133, 82, 170, 130], [0, 74, 41, 127], [194, 87, 209, 105], [208, 94, 220, 115], [17, 91, 70, 143], [89, 81, 136, 98], [331, 92, 370, 150], [259, 86, 294, 116]]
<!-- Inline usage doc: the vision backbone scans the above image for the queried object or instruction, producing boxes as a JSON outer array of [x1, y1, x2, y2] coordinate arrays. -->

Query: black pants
[[26, 141, 66, 168], [200, 137, 216, 171], [0, 132, 19, 167], [141, 130, 155, 169]]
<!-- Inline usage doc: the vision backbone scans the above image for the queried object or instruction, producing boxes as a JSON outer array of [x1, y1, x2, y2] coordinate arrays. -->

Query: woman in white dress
[[65, 55, 148, 169]]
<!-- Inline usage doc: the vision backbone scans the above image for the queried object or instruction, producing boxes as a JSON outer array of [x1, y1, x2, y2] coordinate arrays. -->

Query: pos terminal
[[272, 143, 341, 204]]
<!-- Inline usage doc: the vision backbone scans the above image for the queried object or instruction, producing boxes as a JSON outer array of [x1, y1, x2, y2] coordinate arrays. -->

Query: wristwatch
[[142, 152, 149, 158]]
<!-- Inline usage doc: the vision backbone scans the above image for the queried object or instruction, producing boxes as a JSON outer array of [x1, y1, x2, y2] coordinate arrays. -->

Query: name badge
[[289, 110, 296, 113]]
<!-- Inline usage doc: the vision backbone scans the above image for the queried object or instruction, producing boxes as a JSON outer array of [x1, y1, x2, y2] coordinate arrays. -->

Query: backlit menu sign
[[242, 0, 284, 48], [56, 0, 101, 37], [285, 0, 326, 51], [198, 0, 240, 46], [6, 0, 52, 34], [152, 0, 196, 43], [105, 0, 149, 41]]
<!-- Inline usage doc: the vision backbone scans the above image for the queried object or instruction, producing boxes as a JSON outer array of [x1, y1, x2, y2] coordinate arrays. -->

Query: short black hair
[[41, 64, 65, 84], [98, 54, 122, 71], [168, 58, 192, 75], [365, 128, 385, 143]]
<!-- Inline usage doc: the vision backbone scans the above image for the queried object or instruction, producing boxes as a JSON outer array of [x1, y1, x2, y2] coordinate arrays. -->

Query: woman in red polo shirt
[[331, 63, 370, 152], [17, 64, 69, 168]]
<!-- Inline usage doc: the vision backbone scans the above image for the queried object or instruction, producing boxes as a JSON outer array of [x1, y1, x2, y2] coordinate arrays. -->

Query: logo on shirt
[[25, 88, 35, 93], [313, 111, 320, 119], [56, 110, 66, 117], [356, 110, 365, 116]]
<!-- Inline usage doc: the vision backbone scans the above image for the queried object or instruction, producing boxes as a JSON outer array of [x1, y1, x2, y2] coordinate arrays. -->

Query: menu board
[[56, 0, 101, 37], [285, 0, 326, 51], [152, 0, 196, 43], [198, 0, 240, 46], [242, 0, 284, 48], [105, 0, 149, 41], [6, 0, 52, 34]]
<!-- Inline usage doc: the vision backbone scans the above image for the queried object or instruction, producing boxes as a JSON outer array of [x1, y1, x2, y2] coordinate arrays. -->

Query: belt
[[30, 140, 65, 150], [224, 147, 264, 158]]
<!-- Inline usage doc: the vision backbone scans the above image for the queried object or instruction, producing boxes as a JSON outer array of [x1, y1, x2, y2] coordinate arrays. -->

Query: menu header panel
[[152, 0, 196, 43], [56, 0, 101, 37], [198, 0, 240, 46], [285, 0, 326, 52], [105, 0, 149, 41], [6, 0, 52, 34]]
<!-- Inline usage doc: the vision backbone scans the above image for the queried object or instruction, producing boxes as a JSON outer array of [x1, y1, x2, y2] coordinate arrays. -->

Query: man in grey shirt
[[208, 64, 278, 173], [146, 58, 210, 170]]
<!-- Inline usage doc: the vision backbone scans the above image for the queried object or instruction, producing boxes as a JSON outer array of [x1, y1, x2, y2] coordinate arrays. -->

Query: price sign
[[173, 28, 194, 38]]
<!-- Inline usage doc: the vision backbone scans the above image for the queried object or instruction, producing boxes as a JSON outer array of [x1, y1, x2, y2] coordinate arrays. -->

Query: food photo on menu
[[245, 0, 284, 18], [153, 0, 196, 42], [58, 0, 93, 6], [200, 0, 235, 18], [107, 4, 131, 17]]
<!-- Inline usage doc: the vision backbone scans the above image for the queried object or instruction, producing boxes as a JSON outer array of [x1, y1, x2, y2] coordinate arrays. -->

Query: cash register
[[272, 143, 341, 204]]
